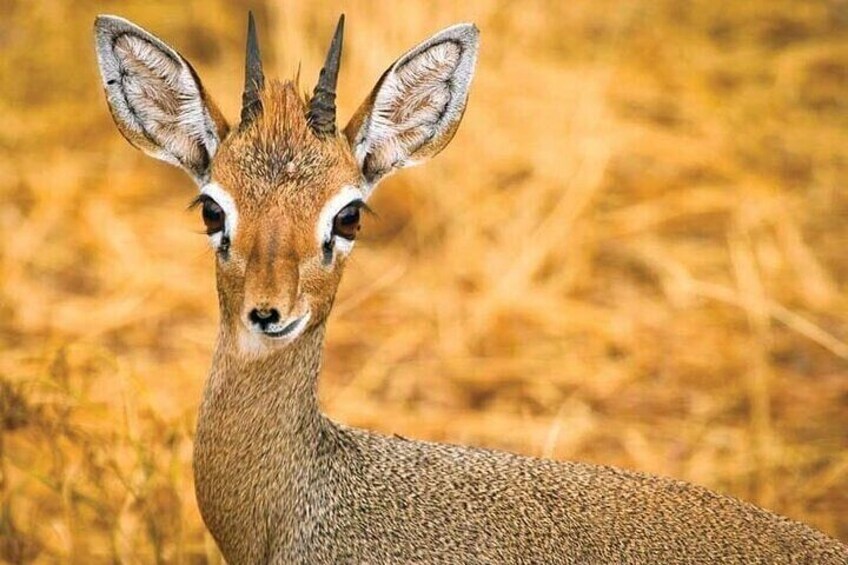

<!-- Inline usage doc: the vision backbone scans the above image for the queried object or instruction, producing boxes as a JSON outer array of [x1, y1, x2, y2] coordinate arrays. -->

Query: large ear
[[344, 24, 479, 194], [94, 15, 229, 185]]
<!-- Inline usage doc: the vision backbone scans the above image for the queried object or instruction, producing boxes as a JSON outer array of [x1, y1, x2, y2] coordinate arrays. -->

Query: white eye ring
[[200, 182, 239, 249], [317, 185, 365, 260]]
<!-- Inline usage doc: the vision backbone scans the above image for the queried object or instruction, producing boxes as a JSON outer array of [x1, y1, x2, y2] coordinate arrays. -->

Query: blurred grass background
[[1, 0, 847, 561]]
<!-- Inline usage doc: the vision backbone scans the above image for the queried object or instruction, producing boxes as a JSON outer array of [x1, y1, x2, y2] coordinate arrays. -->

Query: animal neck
[[193, 323, 328, 559], [202, 323, 325, 425]]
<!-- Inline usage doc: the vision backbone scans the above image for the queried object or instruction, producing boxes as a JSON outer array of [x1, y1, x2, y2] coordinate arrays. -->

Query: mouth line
[[259, 313, 309, 339]]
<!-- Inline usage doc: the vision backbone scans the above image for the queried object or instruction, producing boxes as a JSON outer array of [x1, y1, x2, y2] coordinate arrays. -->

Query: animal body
[[94, 12, 848, 564]]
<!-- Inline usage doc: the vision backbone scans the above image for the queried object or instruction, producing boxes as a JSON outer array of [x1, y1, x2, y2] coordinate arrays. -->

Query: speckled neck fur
[[193, 322, 848, 564], [194, 324, 328, 562]]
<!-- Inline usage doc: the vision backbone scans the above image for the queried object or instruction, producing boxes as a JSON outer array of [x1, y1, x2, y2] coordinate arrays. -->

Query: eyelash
[[322, 199, 373, 263], [328, 199, 373, 240], [188, 194, 230, 256], [187, 194, 210, 211], [342, 199, 372, 215]]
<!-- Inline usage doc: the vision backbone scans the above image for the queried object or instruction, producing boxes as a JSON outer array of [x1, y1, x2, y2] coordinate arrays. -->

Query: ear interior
[[345, 24, 480, 189], [94, 16, 227, 183]]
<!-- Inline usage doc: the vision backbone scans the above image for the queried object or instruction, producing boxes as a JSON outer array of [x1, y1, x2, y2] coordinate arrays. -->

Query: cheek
[[214, 255, 248, 306], [300, 258, 344, 311]]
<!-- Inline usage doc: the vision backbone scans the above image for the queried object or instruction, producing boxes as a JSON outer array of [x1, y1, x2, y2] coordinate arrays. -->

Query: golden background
[[1, 0, 846, 561]]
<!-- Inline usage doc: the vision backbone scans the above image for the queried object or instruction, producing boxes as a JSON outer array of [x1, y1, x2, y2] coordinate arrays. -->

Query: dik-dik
[[94, 12, 847, 564]]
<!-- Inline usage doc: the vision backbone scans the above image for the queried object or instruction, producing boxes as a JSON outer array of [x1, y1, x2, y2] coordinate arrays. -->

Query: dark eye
[[332, 203, 361, 240], [201, 198, 225, 235]]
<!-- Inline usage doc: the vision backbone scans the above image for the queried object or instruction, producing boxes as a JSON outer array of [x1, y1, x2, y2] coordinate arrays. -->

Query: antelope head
[[94, 13, 479, 354]]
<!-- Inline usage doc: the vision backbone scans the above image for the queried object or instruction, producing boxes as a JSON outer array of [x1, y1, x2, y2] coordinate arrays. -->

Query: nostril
[[249, 308, 280, 327]]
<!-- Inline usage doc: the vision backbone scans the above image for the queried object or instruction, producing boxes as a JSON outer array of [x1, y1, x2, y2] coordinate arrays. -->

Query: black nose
[[249, 307, 280, 328]]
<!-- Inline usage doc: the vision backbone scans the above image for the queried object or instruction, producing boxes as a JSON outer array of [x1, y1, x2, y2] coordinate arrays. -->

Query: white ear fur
[[94, 15, 226, 185], [345, 23, 479, 194]]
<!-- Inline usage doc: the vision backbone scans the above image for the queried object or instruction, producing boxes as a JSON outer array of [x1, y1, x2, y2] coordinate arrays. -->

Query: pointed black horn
[[240, 11, 264, 127], [307, 14, 344, 137]]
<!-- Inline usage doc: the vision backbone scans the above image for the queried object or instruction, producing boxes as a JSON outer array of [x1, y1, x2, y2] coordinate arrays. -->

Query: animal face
[[201, 84, 365, 351], [94, 13, 479, 354]]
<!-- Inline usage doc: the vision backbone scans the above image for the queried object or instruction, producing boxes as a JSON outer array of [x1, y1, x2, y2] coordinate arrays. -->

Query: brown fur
[[210, 82, 358, 336], [94, 17, 847, 563], [193, 83, 848, 564]]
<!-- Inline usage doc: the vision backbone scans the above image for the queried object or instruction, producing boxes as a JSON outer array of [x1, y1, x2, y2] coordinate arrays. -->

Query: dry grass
[[1, 0, 847, 561]]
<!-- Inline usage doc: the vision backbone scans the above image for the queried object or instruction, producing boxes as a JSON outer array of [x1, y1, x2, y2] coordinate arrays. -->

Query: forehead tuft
[[212, 80, 354, 203]]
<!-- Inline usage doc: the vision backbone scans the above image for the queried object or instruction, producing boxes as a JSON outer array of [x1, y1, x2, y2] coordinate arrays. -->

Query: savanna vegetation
[[1, 0, 846, 561]]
